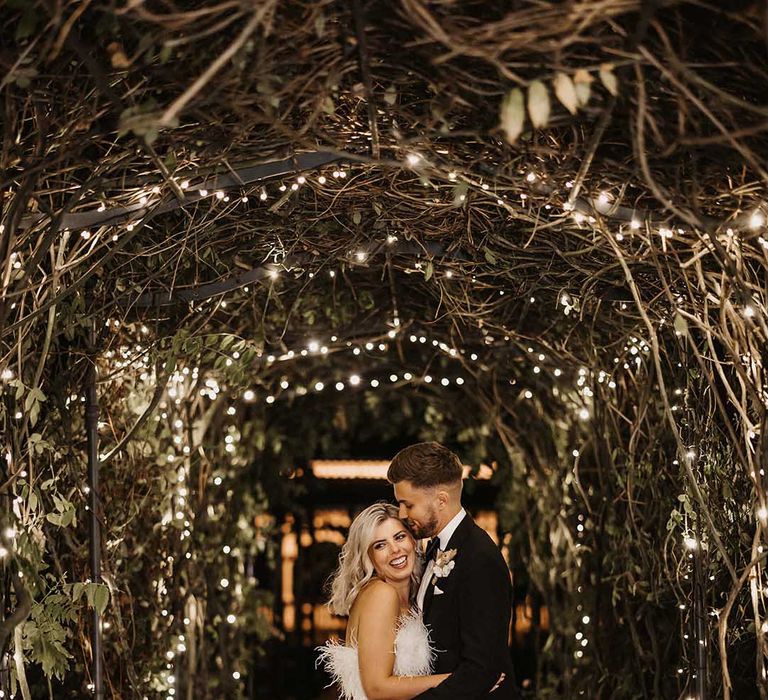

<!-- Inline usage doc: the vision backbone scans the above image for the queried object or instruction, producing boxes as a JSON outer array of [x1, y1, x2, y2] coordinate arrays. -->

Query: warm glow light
[[309, 460, 492, 480]]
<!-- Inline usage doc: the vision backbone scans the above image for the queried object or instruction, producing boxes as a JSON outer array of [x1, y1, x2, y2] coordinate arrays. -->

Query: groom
[[388, 442, 519, 699]]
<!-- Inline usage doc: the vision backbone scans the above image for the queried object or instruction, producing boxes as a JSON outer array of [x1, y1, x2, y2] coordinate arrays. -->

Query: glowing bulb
[[220, 578, 229, 588], [684, 537, 698, 550], [406, 153, 421, 167], [349, 375, 361, 385], [750, 211, 765, 229]]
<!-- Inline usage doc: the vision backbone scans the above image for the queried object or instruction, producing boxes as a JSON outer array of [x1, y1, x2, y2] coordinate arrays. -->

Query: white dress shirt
[[417, 508, 467, 611]]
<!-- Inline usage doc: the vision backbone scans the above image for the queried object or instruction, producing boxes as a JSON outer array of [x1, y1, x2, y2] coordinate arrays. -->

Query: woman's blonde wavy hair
[[327, 502, 423, 616]]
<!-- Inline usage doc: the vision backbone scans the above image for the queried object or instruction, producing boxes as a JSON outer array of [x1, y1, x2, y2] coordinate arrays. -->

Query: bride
[[317, 502, 450, 699]]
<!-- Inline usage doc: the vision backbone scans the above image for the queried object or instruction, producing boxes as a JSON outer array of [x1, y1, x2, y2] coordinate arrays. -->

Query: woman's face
[[368, 517, 416, 584]]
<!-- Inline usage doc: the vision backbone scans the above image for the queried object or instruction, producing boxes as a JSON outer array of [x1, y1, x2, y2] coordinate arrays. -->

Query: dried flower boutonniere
[[431, 548, 458, 585]]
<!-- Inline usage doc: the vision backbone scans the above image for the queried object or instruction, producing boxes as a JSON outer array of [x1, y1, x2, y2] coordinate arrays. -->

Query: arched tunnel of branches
[[1, 1, 768, 698]]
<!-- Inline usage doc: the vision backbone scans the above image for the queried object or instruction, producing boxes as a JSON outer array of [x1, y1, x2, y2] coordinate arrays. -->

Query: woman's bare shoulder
[[354, 579, 399, 612]]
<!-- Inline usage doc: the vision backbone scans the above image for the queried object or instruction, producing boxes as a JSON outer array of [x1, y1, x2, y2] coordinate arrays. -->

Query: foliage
[[1, 0, 768, 698]]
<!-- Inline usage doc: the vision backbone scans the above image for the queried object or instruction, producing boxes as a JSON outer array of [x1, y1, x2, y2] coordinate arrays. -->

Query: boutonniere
[[431, 548, 457, 585]]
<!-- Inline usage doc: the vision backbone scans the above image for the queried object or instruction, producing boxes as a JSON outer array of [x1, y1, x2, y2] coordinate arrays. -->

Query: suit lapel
[[422, 566, 437, 615]]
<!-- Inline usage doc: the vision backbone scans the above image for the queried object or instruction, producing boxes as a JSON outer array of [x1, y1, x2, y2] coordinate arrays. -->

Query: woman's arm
[[356, 582, 449, 700]]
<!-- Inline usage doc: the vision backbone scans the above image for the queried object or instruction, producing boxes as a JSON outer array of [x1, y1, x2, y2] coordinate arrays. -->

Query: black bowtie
[[424, 537, 440, 562]]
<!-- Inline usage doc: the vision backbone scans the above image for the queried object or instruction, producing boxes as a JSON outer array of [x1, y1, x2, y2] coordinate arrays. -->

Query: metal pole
[[85, 313, 104, 699], [693, 526, 708, 700]]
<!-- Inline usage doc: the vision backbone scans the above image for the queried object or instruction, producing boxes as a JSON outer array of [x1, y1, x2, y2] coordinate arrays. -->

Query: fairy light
[[750, 211, 765, 229], [406, 153, 422, 167]]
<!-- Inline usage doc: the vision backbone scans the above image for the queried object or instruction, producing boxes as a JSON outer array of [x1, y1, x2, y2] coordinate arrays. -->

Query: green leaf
[[159, 44, 173, 64], [527, 80, 550, 128], [72, 583, 86, 602], [24, 387, 46, 412], [85, 583, 109, 613], [93, 586, 110, 616], [599, 63, 619, 96], [484, 248, 498, 265], [424, 262, 434, 281], [15, 6, 39, 41], [673, 312, 688, 337], [384, 85, 397, 106], [553, 72, 578, 115], [500, 88, 525, 144], [451, 181, 468, 207], [573, 68, 593, 107]]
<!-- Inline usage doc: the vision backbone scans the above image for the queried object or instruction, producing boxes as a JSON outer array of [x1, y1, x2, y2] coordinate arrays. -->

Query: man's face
[[393, 480, 440, 539]]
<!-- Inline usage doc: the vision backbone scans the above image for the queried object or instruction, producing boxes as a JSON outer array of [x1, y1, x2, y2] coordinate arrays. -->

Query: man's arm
[[415, 549, 512, 700]]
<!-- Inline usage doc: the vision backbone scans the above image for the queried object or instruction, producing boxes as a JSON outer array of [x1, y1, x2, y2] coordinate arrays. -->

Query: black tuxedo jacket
[[415, 514, 518, 700]]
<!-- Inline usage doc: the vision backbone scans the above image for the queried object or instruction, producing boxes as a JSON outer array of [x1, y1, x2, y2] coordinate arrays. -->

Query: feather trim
[[316, 640, 367, 700], [393, 610, 436, 677], [316, 611, 435, 700]]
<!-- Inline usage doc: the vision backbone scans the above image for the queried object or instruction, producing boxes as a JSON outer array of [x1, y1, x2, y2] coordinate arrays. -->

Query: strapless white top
[[317, 611, 435, 700]]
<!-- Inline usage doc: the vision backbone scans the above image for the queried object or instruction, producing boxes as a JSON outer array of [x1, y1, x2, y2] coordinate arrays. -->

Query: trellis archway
[[2, 1, 768, 698]]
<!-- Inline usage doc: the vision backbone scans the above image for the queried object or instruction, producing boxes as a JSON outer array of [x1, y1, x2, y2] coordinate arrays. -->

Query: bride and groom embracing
[[318, 442, 520, 700]]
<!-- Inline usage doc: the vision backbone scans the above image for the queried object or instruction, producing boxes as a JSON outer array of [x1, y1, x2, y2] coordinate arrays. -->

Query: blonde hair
[[327, 502, 422, 616]]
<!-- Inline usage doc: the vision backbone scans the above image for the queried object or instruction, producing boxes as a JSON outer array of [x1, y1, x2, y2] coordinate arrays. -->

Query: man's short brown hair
[[387, 441, 463, 488]]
